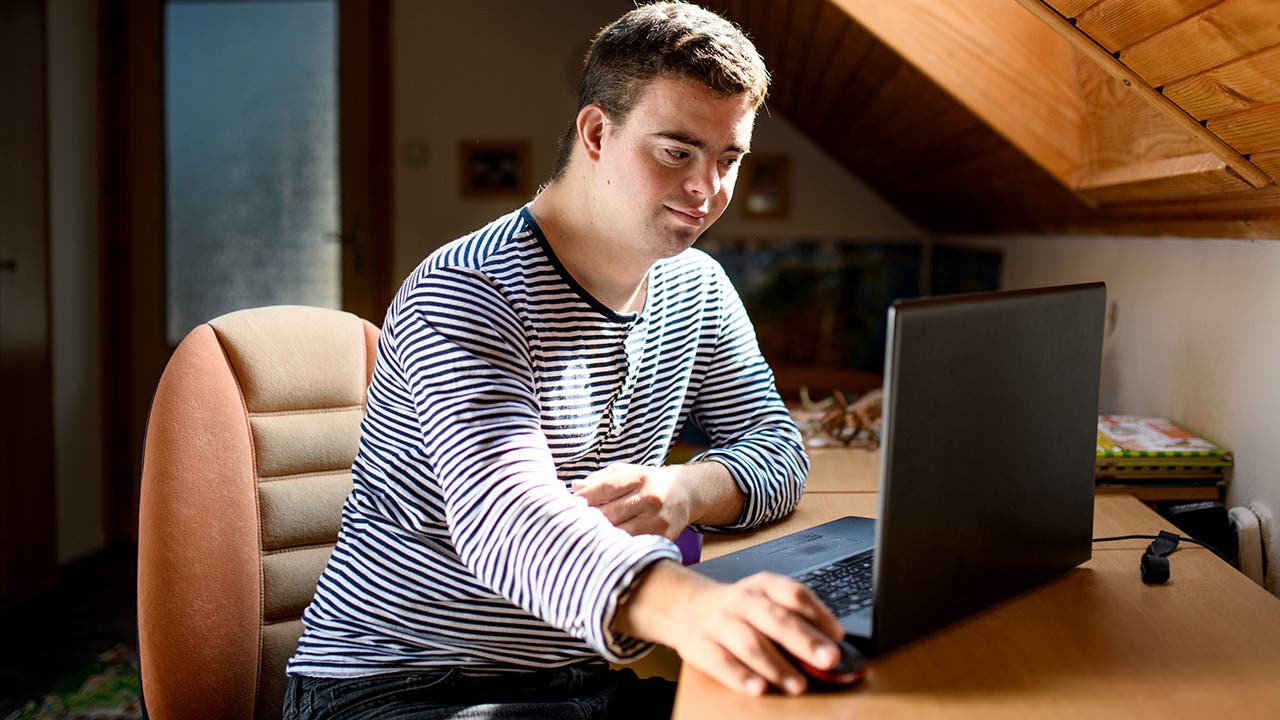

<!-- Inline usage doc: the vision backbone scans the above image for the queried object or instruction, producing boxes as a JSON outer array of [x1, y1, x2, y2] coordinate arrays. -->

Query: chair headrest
[[208, 305, 369, 414]]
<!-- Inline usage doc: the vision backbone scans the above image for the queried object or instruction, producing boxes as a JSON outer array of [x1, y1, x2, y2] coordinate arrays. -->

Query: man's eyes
[[660, 147, 743, 170]]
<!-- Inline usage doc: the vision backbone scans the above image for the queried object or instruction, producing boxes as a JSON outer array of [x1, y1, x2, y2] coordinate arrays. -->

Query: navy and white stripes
[[288, 206, 808, 678]]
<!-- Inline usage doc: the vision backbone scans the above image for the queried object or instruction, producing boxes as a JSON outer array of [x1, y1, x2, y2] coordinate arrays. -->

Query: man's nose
[[685, 159, 721, 199]]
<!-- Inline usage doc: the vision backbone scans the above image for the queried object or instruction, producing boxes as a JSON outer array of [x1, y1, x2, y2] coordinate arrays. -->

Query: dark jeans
[[282, 661, 677, 720]]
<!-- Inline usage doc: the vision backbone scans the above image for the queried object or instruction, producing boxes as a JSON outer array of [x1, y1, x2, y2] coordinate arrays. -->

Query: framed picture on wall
[[741, 154, 790, 218], [459, 139, 531, 198]]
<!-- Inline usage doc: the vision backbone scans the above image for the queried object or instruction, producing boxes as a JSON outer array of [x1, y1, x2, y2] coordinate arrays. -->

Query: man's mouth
[[667, 206, 709, 226]]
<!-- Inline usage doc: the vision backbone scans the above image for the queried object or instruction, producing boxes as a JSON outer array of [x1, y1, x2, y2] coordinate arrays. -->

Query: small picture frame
[[459, 140, 531, 198], [741, 154, 791, 218]]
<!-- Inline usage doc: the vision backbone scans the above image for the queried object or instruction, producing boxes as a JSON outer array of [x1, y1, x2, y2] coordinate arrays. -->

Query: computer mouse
[[783, 636, 868, 691]]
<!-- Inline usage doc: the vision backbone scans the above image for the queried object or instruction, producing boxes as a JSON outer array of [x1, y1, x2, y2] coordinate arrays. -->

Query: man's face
[[591, 75, 755, 262]]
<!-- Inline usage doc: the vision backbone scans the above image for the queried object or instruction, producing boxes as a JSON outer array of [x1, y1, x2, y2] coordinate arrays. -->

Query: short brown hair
[[549, 2, 769, 181]]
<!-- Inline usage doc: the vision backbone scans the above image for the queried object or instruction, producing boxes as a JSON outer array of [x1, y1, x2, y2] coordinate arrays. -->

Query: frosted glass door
[[164, 0, 338, 344]]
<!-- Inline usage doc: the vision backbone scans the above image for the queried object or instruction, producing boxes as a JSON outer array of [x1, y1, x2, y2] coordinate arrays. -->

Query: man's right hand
[[614, 560, 845, 695]]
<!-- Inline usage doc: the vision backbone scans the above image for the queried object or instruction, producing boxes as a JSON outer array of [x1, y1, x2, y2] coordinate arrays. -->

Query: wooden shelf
[[1095, 483, 1224, 502]]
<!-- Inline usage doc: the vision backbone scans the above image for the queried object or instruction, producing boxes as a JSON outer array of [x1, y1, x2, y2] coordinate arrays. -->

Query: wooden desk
[[672, 448, 1280, 719], [804, 447, 882, 493]]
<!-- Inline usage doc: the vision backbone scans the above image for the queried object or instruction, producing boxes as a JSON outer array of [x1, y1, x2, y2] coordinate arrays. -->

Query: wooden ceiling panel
[[1208, 104, 1280, 154], [1251, 150, 1280, 183], [742, 0, 772, 63], [786, 1, 856, 122], [770, 0, 820, 112], [1075, 0, 1218, 52], [824, 50, 925, 161], [794, 20, 878, 136], [1121, 0, 1280, 86], [1162, 45, 1280, 121]]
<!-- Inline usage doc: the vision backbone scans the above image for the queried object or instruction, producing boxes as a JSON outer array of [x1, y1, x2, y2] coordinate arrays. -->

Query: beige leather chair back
[[138, 305, 378, 720]]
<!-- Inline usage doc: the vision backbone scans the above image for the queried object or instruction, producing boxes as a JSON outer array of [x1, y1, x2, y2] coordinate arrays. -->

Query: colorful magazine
[[1096, 415, 1231, 464]]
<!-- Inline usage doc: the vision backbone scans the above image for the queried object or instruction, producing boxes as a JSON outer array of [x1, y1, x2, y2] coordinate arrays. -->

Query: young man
[[285, 4, 845, 718]]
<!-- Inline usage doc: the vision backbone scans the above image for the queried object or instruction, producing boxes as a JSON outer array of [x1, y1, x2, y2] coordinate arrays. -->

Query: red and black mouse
[[783, 636, 868, 691]]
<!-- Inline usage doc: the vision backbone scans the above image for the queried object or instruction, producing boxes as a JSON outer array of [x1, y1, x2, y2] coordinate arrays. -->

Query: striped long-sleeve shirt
[[288, 206, 809, 677]]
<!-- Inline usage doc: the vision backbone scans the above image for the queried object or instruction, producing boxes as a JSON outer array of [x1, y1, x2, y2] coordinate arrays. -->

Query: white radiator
[[1230, 503, 1275, 595]]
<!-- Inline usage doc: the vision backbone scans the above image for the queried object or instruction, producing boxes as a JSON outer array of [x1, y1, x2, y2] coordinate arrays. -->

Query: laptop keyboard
[[797, 552, 874, 617]]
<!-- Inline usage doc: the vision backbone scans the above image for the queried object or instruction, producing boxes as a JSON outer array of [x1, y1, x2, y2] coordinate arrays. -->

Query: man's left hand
[[572, 464, 692, 540]]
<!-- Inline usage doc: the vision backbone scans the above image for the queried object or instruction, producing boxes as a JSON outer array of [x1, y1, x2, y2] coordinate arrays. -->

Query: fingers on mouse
[[781, 636, 867, 691]]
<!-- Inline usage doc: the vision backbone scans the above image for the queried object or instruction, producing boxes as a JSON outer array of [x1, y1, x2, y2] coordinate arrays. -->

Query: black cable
[[1093, 533, 1230, 563]]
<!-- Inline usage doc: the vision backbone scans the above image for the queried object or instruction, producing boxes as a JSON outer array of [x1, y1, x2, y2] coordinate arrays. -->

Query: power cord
[[1094, 531, 1230, 583], [1094, 533, 1226, 557]]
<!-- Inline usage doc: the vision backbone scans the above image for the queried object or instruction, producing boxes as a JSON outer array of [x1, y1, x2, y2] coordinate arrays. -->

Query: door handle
[[333, 217, 366, 272], [325, 231, 363, 271], [0, 258, 16, 272]]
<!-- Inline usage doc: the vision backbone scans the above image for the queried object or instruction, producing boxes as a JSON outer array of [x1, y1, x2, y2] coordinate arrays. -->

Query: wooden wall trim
[[338, 0, 393, 324], [103, 0, 165, 544]]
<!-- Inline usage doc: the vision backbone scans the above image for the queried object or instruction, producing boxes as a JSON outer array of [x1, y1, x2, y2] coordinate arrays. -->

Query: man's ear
[[577, 104, 609, 163]]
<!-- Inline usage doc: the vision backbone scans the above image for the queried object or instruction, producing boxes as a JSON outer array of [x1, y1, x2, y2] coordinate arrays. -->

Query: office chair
[[137, 305, 378, 720]]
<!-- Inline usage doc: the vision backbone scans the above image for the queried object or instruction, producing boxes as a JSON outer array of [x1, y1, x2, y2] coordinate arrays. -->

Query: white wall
[[969, 234, 1280, 572], [390, 0, 918, 281], [47, 0, 107, 564]]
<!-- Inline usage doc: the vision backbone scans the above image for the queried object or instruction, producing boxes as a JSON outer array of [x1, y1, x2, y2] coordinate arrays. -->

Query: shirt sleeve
[[688, 266, 809, 532], [387, 266, 680, 662]]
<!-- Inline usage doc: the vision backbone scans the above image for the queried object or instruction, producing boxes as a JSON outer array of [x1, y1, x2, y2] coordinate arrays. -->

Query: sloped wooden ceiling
[[1029, 0, 1279, 187], [702, 0, 1280, 238]]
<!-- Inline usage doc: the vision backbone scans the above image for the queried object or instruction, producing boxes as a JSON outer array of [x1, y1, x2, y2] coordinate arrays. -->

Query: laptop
[[693, 282, 1107, 655]]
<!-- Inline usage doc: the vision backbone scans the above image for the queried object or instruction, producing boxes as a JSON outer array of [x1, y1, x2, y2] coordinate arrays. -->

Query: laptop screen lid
[[691, 283, 1106, 655], [870, 282, 1106, 653]]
